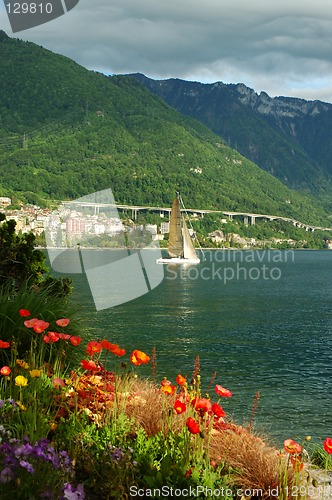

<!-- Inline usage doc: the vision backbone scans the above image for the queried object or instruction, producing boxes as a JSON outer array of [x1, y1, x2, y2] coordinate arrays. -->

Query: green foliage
[[131, 74, 332, 198], [309, 444, 332, 471], [0, 214, 71, 294], [0, 283, 82, 366], [0, 35, 331, 227]]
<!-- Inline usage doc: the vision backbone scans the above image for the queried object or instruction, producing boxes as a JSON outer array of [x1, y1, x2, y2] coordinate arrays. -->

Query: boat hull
[[156, 257, 200, 265]]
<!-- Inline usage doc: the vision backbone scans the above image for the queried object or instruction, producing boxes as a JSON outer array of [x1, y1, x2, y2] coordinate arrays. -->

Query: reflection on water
[[52, 249, 332, 445]]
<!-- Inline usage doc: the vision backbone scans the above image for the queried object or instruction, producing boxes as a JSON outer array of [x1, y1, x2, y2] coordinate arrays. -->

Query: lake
[[53, 248, 332, 446]]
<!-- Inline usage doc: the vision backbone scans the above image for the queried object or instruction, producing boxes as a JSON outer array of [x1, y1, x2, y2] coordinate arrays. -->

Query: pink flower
[[43, 332, 60, 343], [0, 366, 11, 376], [52, 377, 65, 389], [33, 320, 50, 334], [24, 318, 38, 328], [56, 318, 70, 327], [215, 385, 232, 398]]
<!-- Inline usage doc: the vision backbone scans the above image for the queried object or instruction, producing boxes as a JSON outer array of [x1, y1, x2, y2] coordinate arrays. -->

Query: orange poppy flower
[[191, 397, 212, 413], [0, 366, 11, 376], [100, 339, 114, 350], [100, 339, 126, 356], [324, 437, 332, 454], [0, 340, 10, 349], [186, 417, 200, 434], [283, 439, 302, 454], [174, 400, 186, 414], [111, 346, 126, 357], [176, 374, 187, 386], [130, 350, 150, 366], [161, 384, 176, 395], [215, 385, 232, 398], [86, 341, 102, 356], [19, 309, 30, 317], [56, 318, 70, 327]]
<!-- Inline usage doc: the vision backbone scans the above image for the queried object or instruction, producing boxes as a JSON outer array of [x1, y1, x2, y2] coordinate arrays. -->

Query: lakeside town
[[1, 196, 332, 249]]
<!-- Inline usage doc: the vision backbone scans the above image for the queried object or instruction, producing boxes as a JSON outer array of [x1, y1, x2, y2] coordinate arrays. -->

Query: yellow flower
[[16, 359, 29, 369], [15, 375, 28, 387], [49, 422, 57, 431], [16, 401, 26, 410], [29, 369, 42, 378]]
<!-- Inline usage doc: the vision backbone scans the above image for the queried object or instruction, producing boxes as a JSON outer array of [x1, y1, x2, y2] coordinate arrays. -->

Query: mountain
[[128, 74, 332, 195], [0, 32, 331, 226]]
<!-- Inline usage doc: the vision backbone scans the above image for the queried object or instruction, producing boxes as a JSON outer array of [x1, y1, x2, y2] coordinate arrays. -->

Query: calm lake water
[[52, 249, 332, 446]]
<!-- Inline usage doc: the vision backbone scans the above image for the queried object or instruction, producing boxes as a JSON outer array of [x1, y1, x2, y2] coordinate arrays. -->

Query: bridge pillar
[[244, 216, 249, 225], [132, 209, 138, 220], [250, 216, 256, 225], [228, 214, 233, 221]]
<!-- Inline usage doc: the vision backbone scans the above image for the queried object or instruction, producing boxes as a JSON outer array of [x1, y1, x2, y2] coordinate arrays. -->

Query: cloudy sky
[[2, 0, 332, 102]]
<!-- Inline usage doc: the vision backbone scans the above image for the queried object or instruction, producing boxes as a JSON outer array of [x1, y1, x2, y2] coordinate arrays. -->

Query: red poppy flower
[[212, 402, 226, 418], [56, 318, 70, 327], [81, 359, 99, 372], [323, 437, 332, 454], [174, 400, 186, 414], [19, 309, 30, 317], [33, 320, 50, 334], [0, 340, 10, 349], [176, 374, 187, 386], [191, 397, 212, 413], [215, 385, 232, 398], [69, 336, 82, 346], [0, 366, 11, 376], [161, 384, 176, 395], [283, 439, 302, 454], [186, 417, 201, 434], [86, 341, 102, 356], [130, 350, 150, 366], [43, 331, 60, 343], [24, 318, 38, 328]]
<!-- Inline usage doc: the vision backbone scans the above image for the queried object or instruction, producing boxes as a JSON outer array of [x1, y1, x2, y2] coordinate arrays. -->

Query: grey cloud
[[2, 0, 332, 101]]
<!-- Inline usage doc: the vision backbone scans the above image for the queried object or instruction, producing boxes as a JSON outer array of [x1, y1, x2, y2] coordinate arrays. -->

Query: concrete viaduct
[[62, 201, 332, 233]]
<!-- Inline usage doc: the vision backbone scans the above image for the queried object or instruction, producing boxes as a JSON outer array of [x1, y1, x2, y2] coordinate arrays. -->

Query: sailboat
[[157, 194, 200, 264]]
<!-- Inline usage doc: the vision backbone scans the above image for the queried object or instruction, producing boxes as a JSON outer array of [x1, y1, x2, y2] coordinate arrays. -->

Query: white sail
[[157, 194, 200, 265], [182, 218, 199, 261]]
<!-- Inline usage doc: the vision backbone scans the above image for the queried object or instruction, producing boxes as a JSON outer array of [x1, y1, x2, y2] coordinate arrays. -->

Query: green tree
[[0, 213, 71, 294]]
